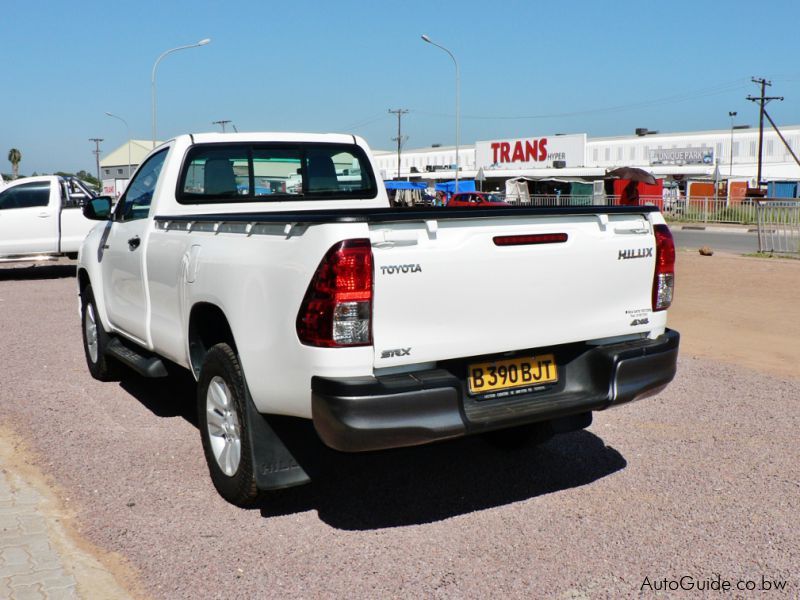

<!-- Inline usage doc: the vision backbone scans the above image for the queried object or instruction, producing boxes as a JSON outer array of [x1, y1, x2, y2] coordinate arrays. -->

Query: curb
[[678, 225, 761, 234]]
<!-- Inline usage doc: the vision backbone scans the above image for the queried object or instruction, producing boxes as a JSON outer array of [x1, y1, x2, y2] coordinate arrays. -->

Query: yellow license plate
[[467, 354, 558, 395]]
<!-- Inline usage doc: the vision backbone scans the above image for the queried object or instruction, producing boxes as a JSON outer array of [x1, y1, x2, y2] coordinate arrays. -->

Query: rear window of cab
[[177, 142, 378, 203]]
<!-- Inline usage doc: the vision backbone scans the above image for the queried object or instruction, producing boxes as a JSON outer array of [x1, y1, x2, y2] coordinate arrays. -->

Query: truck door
[[101, 149, 168, 344], [0, 179, 58, 256]]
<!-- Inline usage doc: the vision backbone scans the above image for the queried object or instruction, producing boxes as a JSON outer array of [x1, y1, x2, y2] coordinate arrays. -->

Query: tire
[[197, 343, 261, 506], [81, 284, 120, 381]]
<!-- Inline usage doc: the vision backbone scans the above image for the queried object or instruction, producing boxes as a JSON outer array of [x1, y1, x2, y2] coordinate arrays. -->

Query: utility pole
[[746, 77, 783, 187], [388, 108, 409, 179], [727, 111, 736, 206], [212, 119, 232, 132], [89, 138, 103, 187]]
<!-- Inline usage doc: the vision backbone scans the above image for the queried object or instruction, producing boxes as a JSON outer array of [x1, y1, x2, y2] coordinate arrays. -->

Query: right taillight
[[296, 239, 373, 347], [652, 224, 675, 311]]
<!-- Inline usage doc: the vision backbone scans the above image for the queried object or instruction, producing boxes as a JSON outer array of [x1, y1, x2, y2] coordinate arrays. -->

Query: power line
[[413, 77, 750, 121], [762, 108, 800, 168], [212, 119, 232, 132], [340, 112, 389, 131]]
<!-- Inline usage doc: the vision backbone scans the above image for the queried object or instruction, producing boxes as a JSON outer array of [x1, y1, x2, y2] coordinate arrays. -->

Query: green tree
[[76, 170, 100, 187], [7, 148, 21, 179]]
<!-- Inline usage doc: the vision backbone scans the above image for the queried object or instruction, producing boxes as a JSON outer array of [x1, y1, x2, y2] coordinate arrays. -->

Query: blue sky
[[2, 0, 799, 175]]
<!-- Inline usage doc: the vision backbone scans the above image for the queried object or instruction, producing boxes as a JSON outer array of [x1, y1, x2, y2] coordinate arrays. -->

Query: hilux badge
[[618, 248, 653, 260]]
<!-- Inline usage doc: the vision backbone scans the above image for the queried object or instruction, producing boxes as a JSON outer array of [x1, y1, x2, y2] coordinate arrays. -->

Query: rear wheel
[[197, 343, 261, 506], [81, 284, 120, 381]]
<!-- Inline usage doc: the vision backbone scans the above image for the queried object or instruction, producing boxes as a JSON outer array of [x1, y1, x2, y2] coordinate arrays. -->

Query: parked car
[[446, 191, 509, 207], [77, 132, 679, 506], [0, 176, 97, 262]]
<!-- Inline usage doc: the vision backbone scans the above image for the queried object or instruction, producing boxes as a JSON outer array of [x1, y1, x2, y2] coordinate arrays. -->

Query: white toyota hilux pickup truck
[[1, 176, 97, 262], [77, 132, 679, 505]]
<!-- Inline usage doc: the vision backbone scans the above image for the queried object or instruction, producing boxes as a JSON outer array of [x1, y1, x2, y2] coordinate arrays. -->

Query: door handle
[[128, 236, 141, 250], [38, 212, 50, 218]]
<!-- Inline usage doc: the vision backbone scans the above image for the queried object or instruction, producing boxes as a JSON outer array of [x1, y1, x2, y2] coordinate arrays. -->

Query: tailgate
[[369, 213, 657, 368]]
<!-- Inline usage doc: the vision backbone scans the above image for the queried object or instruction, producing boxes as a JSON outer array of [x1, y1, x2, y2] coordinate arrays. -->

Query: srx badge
[[381, 348, 411, 359]]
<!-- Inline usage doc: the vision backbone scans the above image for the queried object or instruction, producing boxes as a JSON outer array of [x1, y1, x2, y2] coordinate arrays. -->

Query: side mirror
[[83, 196, 112, 220]]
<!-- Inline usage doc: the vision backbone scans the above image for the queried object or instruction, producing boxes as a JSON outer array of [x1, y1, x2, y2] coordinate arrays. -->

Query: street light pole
[[105, 112, 131, 180], [151, 38, 211, 148], [421, 34, 460, 193], [728, 111, 737, 205]]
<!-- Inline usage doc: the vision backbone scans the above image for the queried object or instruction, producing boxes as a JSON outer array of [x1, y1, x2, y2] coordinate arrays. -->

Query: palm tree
[[8, 148, 21, 179]]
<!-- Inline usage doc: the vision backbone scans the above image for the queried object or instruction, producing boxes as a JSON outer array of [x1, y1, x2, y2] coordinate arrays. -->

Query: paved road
[[672, 227, 759, 254]]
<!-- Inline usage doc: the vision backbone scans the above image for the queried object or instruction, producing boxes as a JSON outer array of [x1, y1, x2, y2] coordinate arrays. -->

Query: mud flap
[[244, 392, 311, 491]]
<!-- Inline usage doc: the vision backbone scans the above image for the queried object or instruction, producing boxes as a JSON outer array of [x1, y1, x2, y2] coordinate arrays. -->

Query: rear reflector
[[493, 233, 568, 246], [652, 224, 675, 311], [296, 239, 373, 347]]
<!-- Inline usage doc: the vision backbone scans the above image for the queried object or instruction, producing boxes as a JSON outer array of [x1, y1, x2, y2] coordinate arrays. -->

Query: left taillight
[[296, 239, 373, 347], [652, 224, 675, 311]]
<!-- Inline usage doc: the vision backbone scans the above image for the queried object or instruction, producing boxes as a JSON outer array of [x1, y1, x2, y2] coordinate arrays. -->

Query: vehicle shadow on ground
[[118, 367, 198, 426], [118, 371, 626, 530], [0, 264, 76, 280], [263, 422, 626, 530]]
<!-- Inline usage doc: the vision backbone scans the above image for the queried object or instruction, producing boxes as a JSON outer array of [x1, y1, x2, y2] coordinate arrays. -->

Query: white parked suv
[[77, 132, 679, 505]]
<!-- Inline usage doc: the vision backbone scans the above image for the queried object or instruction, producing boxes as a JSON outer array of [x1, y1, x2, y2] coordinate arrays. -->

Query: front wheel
[[197, 343, 261, 506], [81, 284, 120, 381]]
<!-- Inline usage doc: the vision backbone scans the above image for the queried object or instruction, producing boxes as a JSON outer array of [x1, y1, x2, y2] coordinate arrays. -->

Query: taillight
[[652, 224, 675, 311], [296, 239, 373, 347]]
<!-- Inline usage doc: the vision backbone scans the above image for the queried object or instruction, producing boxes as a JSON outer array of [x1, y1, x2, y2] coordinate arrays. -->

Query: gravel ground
[[1, 262, 798, 598]]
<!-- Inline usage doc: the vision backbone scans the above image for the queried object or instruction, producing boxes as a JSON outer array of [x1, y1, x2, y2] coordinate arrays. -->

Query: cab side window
[[115, 149, 168, 221], [0, 181, 51, 210]]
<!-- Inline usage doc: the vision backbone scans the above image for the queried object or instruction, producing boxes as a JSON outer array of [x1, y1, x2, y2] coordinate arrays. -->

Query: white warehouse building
[[372, 125, 800, 189]]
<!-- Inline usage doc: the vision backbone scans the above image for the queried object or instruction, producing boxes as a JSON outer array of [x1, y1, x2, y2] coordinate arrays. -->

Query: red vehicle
[[446, 192, 509, 207]]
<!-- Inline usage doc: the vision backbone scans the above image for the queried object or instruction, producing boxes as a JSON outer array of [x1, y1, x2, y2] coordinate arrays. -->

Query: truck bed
[[154, 204, 658, 226]]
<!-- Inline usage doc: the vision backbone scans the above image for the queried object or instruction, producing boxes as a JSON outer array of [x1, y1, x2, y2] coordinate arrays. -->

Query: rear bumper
[[312, 329, 679, 452]]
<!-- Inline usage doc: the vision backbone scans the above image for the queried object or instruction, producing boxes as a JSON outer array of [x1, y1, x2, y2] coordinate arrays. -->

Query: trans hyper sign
[[475, 134, 586, 169], [491, 139, 548, 163]]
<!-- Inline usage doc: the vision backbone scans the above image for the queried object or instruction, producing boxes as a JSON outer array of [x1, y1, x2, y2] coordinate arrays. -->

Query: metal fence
[[512, 194, 597, 207], [757, 201, 800, 254], [475, 193, 800, 229], [511, 194, 661, 208], [661, 197, 761, 225]]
